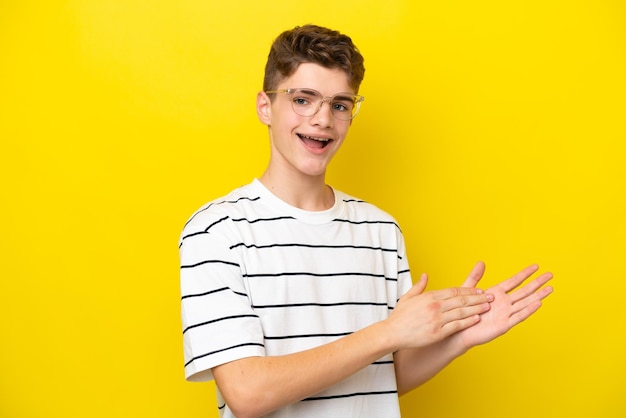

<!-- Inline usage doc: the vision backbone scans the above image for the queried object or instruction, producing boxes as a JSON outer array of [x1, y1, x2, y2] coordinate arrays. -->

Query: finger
[[432, 286, 486, 301], [509, 299, 544, 327], [439, 293, 493, 312], [440, 314, 482, 336], [498, 264, 540, 293], [443, 301, 491, 321], [511, 282, 554, 312], [404, 273, 428, 299], [510, 283, 553, 320], [509, 272, 553, 304], [461, 261, 486, 288], [536, 284, 554, 301]]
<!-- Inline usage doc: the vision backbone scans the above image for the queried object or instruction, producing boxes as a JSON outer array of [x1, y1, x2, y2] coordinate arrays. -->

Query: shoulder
[[335, 190, 400, 227], [180, 182, 261, 238]]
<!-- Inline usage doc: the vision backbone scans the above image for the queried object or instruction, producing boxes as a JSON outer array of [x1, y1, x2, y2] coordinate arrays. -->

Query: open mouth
[[297, 133, 332, 149]]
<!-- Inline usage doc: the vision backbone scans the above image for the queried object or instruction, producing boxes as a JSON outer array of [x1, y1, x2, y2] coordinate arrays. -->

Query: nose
[[309, 97, 334, 127]]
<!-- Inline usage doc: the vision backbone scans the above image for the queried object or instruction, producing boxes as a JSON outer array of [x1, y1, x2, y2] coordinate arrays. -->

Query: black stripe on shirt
[[231, 215, 296, 224], [180, 215, 230, 244], [244, 271, 384, 278], [181, 286, 227, 300], [244, 271, 399, 282], [332, 218, 399, 228], [303, 390, 398, 402], [181, 287, 247, 300], [180, 259, 240, 269], [230, 242, 398, 253], [264, 332, 352, 340], [183, 196, 261, 228], [183, 314, 259, 334], [252, 301, 389, 309], [184, 342, 265, 367]]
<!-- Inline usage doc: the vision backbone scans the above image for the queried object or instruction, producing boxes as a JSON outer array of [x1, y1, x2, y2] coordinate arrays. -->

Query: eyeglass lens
[[290, 89, 360, 120]]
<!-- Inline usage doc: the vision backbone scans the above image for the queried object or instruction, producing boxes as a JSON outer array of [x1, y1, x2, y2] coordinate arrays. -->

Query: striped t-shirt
[[179, 179, 413, 417]]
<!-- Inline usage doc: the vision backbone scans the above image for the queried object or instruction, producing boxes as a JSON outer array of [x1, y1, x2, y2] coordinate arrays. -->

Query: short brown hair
[[263, 24, 365, 93]]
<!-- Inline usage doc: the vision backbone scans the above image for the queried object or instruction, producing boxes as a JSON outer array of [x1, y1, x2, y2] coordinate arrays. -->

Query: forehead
[[277, 63, 353, 95]]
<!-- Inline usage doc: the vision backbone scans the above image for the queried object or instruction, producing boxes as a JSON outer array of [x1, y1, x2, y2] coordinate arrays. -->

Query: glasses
[[265, 88, 365, 120]]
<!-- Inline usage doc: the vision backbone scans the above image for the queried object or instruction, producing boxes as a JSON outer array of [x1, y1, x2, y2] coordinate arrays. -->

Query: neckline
[[251, 179, 344, 225]]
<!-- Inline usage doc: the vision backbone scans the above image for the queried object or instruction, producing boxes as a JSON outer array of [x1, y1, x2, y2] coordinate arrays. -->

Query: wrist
[[448, 332, 471, 356], [377, 316, 404, 353]]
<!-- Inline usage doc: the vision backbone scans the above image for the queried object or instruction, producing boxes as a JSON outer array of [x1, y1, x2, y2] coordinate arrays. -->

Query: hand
[[456, 262, 554, 350], [387, 273, 494, 350]]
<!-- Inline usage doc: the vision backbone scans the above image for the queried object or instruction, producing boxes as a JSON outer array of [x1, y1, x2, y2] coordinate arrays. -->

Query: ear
[[256, 91, 272, 126]]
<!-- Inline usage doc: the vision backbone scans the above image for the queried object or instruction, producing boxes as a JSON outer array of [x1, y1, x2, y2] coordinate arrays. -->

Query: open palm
[[456, 262, 553, 350]]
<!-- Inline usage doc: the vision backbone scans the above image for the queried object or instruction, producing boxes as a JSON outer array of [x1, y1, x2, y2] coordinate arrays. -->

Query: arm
[[213, 274, 493, 418], [394, 262, 554, 395]]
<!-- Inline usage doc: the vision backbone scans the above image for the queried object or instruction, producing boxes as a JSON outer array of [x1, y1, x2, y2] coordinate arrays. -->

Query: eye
[[332, 99, 353, 113], [332, 103, 348, 112], [293, 97, 310, 106], [292, 90, 318, 107]]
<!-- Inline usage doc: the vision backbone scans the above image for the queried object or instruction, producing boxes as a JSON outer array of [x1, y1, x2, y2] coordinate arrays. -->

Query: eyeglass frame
[[265, 88, 365, 121]]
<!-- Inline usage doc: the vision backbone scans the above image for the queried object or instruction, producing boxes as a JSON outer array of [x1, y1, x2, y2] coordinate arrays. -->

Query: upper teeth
[[301, 134, 329, 142]]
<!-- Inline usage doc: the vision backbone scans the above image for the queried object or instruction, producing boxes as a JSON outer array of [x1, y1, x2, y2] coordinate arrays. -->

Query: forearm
[[212, 278, 494, 417], [394, 334, 467, 396], [213, 320, 396, 418]]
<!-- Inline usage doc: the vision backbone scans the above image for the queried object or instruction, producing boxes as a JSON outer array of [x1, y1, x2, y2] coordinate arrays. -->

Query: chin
[[295, 159, 332, 177], [298, 166, 328, 178]]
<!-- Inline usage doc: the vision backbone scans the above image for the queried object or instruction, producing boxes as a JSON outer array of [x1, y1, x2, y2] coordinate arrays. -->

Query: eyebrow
[[298, 88, 319, 96], [295, 88, 355, 100], [333, 94, 355, 102]]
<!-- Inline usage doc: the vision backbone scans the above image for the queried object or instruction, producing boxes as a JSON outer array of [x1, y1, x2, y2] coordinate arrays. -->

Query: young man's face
[[257, 62, 355, 180]]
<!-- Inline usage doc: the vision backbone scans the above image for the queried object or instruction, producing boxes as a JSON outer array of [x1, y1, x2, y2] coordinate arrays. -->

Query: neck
[[259, 169, 334, 211]]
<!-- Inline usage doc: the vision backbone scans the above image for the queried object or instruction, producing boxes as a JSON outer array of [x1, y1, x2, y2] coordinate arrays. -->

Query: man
[[179, 24, 553, 418]]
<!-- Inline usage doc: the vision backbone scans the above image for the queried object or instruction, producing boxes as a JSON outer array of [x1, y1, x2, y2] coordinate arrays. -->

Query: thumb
[[461, 261, 485, 288], [405, 273, 428, 298]]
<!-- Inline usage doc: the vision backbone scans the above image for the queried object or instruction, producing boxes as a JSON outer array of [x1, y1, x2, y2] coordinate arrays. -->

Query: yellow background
[[1, 1, 624, 417]]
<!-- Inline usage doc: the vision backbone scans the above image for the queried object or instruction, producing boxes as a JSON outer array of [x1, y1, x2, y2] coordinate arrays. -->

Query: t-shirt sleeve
[[396, 227, 414, 298], [179, 212, 265, 382]]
